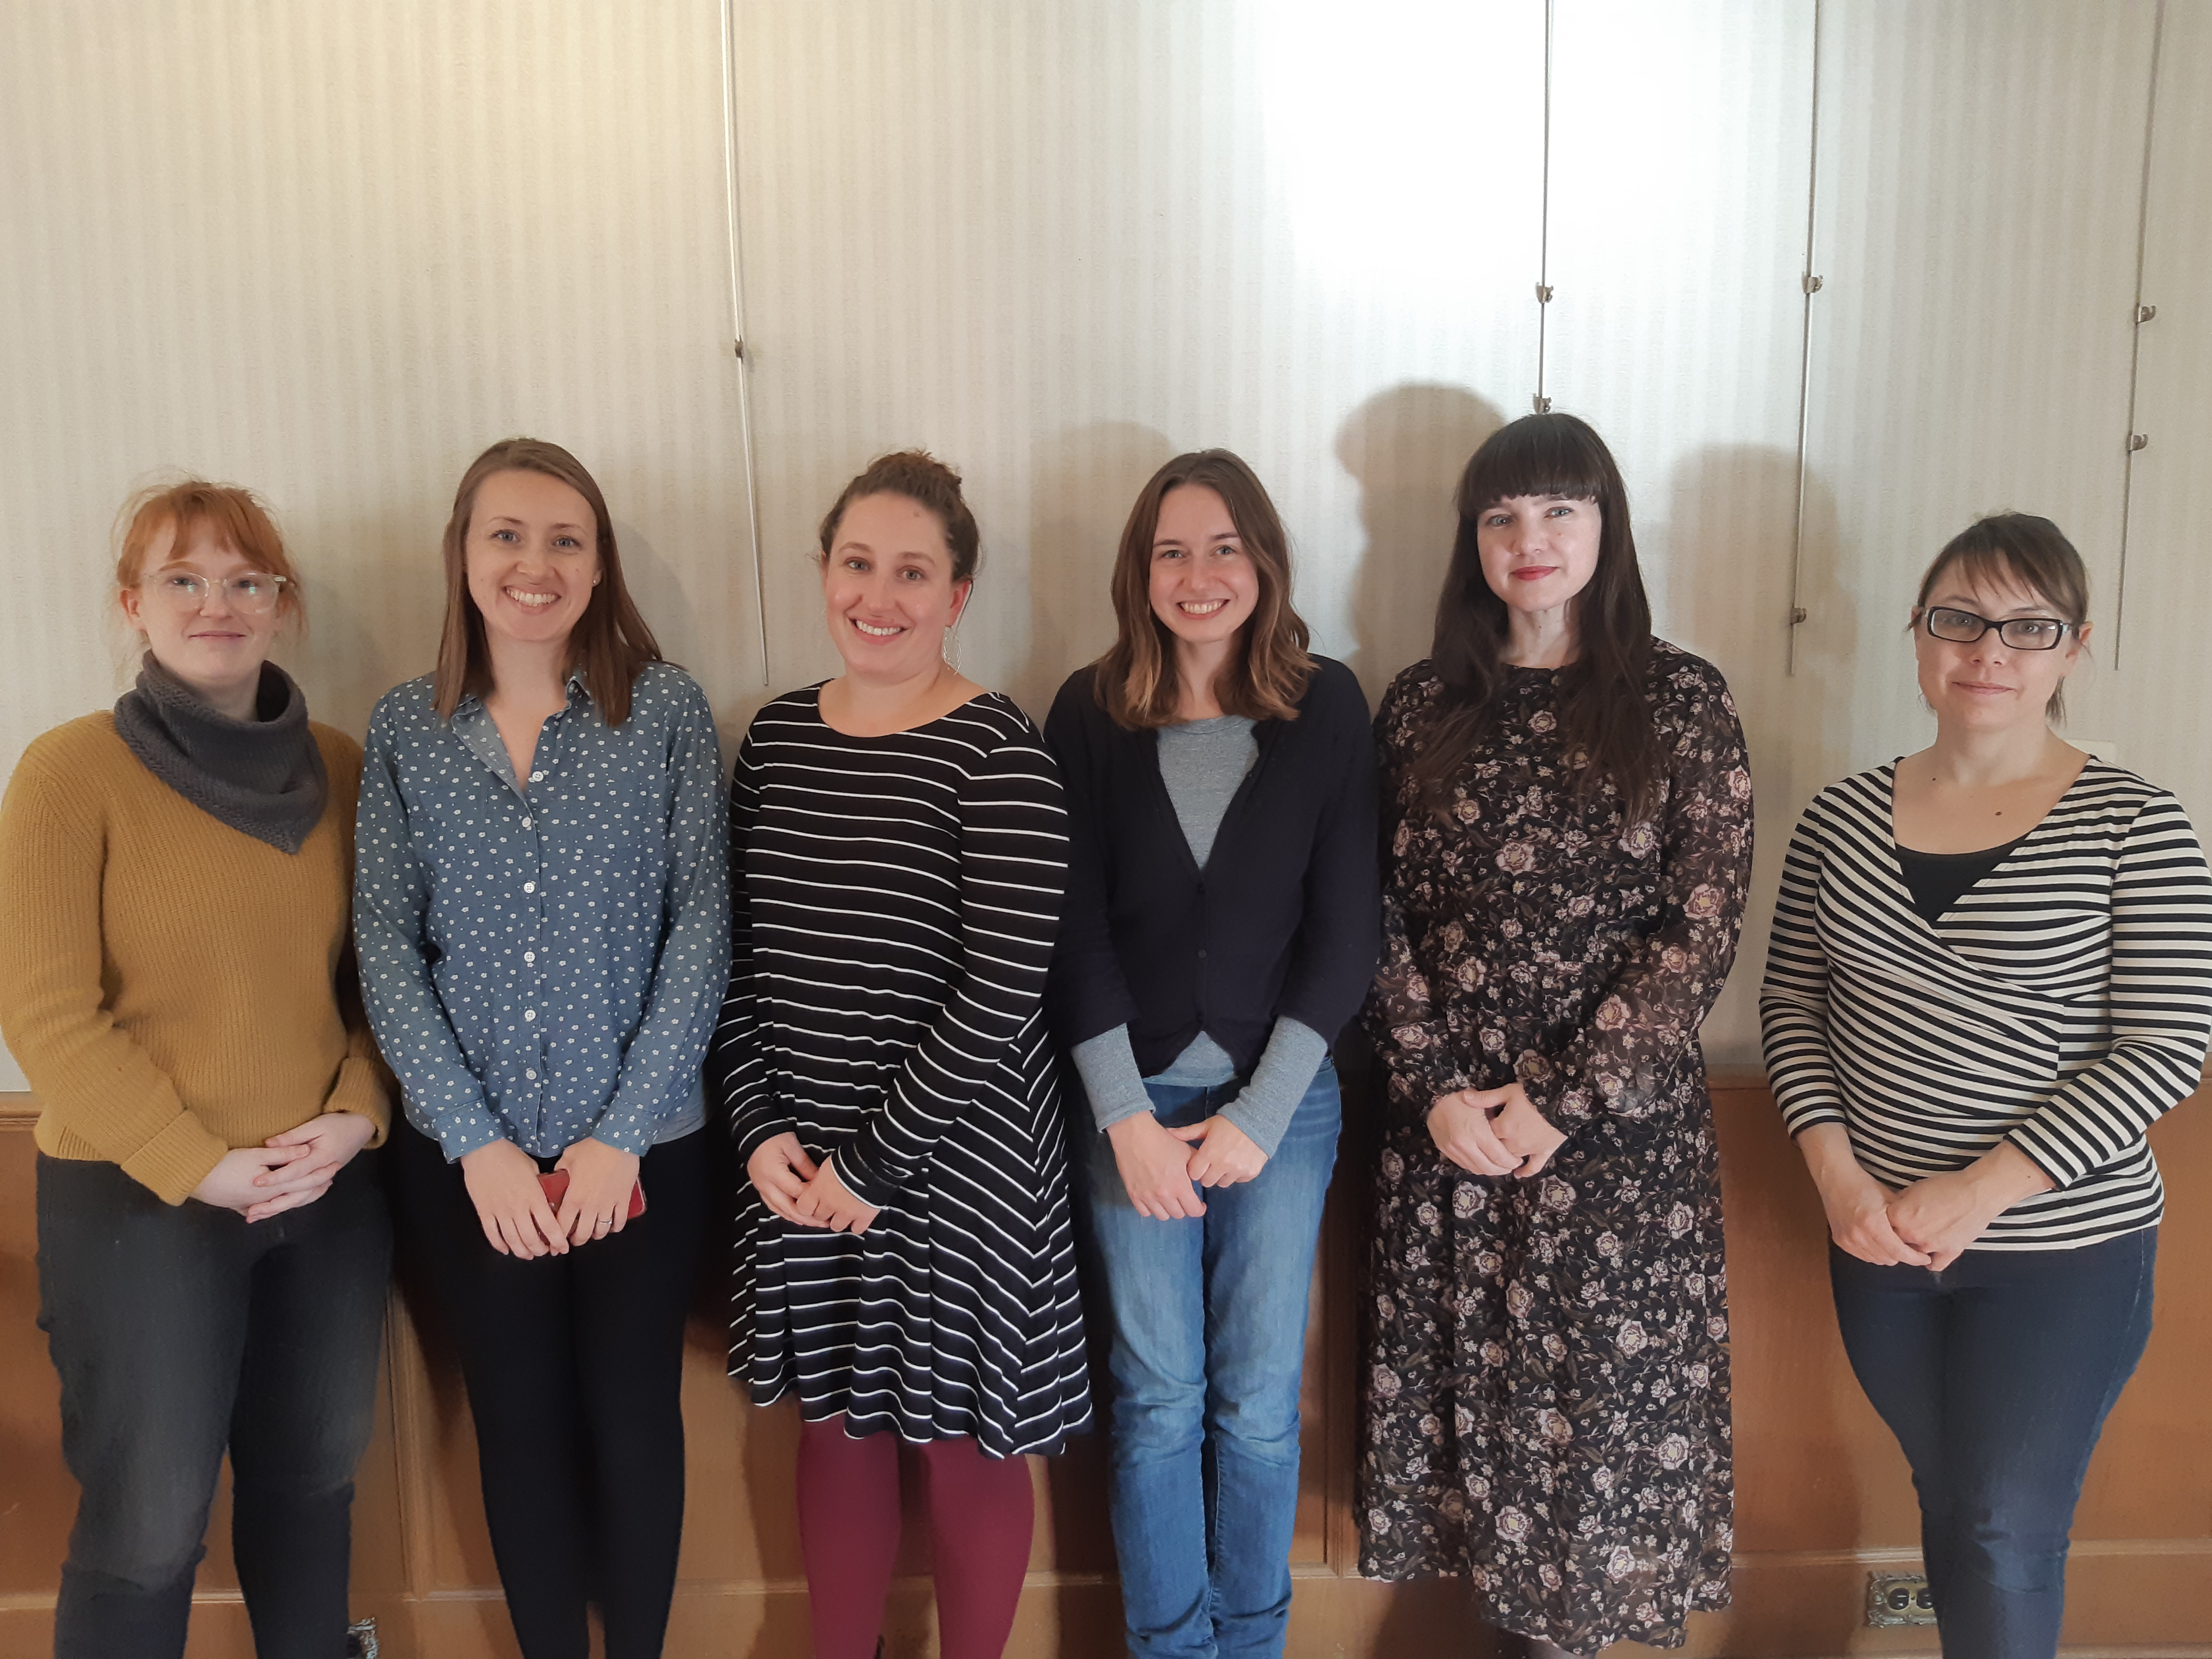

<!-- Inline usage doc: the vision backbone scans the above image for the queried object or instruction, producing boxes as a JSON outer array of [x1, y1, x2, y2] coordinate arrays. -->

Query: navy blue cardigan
[[1043, 655, 1382, 1075]]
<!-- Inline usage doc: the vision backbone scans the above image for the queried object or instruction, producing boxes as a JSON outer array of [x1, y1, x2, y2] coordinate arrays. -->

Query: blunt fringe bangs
[[433, 438, 664, 727], [1915, 512, 2090, 721], [1409, 412, 1662, 822], [115, 479, 305, 625], [1095, 449, 1314, 730]]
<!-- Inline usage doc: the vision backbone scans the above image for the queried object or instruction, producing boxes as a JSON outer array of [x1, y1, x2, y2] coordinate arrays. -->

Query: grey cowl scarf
[[113, 656, 329, 853]]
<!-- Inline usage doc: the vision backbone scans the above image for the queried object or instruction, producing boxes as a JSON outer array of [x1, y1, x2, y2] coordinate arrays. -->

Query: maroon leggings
[[795, 1416, 1034, 1659]]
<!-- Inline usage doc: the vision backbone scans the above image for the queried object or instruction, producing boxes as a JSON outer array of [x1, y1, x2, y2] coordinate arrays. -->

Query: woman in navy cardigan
[[1046, 449, 1379, 1659]]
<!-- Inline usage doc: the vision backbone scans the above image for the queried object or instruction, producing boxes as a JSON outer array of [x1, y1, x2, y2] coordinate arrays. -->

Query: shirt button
[[522, 816, 533, 829], [1198, 949, 1208, 960], [525, 951, 536, 964], [523, 881, 536, 893], [530, 771, 545, 782], [525, 1068, 539, 1081], [523, 1009, 537, 1022]]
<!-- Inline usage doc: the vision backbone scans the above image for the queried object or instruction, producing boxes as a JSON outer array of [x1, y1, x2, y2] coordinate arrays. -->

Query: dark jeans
[[389, 1122, 708, 1659], [1829, 1229, 2158, 1659], [35, 1151, 391, 1659]]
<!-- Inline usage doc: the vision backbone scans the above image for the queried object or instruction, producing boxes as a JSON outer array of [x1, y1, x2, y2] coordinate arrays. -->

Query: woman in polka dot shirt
[[355, 438, 729, 1659]]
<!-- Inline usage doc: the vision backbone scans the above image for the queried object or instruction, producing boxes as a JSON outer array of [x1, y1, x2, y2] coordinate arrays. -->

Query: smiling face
[[821, 491, 970, 682], [1148, 484, 1259, 650], [464, 468, 602, 652], [1914, 562, 2086, 734], [119, 521, 284, 706], [1474, 493, 1603, 618]]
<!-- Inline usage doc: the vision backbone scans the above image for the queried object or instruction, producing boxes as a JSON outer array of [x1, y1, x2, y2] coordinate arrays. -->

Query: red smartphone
[[539, 1169, 647, 1220]]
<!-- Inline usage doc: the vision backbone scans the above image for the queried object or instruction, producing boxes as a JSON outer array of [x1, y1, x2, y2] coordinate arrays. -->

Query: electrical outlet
[[1866, 1571, 1936, 1626]]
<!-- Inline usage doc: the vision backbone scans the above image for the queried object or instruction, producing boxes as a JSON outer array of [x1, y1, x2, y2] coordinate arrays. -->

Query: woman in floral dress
[[1358, 412, 1753, 1656]]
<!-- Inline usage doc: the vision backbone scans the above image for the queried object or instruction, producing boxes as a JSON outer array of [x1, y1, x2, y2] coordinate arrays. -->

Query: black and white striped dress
[[1761, 758, 2212, 1249], [713, 687, 1091, 1455]]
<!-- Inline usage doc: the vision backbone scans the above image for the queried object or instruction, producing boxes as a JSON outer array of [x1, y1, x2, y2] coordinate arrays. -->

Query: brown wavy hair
[[1913, 512, 2089, 721], [433, 438, 663, 727], [1408, 413, 1661, 821], [1095, 450, 1313, 729]]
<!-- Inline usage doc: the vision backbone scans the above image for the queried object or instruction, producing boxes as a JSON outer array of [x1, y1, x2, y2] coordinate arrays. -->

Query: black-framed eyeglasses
[[1919, 605, 2074, 651]]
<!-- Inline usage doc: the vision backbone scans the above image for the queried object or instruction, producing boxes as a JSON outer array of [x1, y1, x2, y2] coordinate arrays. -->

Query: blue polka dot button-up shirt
[[355, 661, 731, 1160]]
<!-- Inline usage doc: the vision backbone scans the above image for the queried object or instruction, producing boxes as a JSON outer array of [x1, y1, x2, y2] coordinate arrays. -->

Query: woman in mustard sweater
[[0, 481, 392, 1659]]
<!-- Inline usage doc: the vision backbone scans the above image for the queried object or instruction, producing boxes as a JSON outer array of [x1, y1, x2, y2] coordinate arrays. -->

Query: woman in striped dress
[[714, 451, 1089, 1659], [1761, 513, 2212, 1659]]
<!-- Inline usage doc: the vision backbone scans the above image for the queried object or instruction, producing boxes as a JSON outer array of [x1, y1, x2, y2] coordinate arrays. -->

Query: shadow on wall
[[1011, 421, 1181, 721], [282, 503, 447, 741], [1784, 463, 1855, 809], [1336, 384, 1505, 705], [1654, 444, 1832, 1065]]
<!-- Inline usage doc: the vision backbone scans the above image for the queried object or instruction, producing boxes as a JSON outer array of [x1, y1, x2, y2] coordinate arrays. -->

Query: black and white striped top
[[1761, 758, 2212, 1250], [712, 687, 1091, 1455]]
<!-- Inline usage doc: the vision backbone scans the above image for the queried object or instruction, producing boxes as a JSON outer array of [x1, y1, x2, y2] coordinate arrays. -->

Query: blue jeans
[[1082, 1063, 1341, 1659], [1829, 1229, 2158, 1659], [36, 1151, 391, 1659]]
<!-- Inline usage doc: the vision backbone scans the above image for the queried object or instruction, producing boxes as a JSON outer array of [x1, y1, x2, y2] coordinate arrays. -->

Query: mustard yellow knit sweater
[[0, 713, 390, 1203]]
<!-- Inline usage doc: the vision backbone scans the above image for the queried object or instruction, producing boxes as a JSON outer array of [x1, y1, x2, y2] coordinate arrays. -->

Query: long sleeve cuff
[[1070, 1025, 1155, 1134], [831, 1136, 899, 1209], [411, 1100, 508, 1163], [325, 1056, 393, 1146], [1220, 1018, 1328, 1159], [119, 1110, 232, 1206]]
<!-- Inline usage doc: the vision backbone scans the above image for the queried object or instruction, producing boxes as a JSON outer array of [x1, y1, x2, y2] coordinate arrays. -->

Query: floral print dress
[[1358, 643, 1753, 1655]]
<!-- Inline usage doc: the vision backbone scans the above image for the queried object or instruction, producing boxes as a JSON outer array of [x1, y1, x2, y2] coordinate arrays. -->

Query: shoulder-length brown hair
[[1095, 450, 1313, 729], [433, 438, 663, 726], [1408, 412, 1662, 821]]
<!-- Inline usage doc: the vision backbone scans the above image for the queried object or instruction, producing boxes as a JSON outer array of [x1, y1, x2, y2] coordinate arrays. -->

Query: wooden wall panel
[[5, 1077, 2208, 1657]]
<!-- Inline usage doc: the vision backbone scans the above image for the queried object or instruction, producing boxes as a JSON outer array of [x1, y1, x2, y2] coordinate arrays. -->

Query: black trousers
[[389, 1122, 709, 1659], [35, 1151, 391, 1659]]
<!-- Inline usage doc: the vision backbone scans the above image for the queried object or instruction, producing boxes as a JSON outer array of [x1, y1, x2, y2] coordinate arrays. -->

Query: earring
[[942, 625, 962, 673]]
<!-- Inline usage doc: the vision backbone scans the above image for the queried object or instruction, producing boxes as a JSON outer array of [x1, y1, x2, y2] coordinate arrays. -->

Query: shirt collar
[[453, 666, 594, 719]]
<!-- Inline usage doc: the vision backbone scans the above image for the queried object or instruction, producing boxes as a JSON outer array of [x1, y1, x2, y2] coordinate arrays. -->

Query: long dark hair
[[433, 438, 663, 727], [1408, 413, 1660, 821], [1096, 450, 1313, 729]]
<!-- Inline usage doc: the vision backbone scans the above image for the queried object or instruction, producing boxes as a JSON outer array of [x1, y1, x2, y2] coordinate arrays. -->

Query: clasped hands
[[747, 1132, 882, 1235], [190, 1110, 376, 1223], [1106, 1109, 1267, 1220], [1426, 1082, 1566, 1179], [457, 1133, 643, 1258], [1799, 1122, 2053, 1272]]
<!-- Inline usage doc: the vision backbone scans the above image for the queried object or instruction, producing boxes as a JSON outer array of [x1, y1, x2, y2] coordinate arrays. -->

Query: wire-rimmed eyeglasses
[[139, 570, 289, 616]]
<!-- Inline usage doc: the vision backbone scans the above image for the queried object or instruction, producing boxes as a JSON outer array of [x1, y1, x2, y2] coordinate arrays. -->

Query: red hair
[[114, 480, 304, 622]]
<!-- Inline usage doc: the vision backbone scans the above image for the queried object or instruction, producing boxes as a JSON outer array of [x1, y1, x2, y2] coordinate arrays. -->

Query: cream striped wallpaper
[[4, 0, 2208, 1092]]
